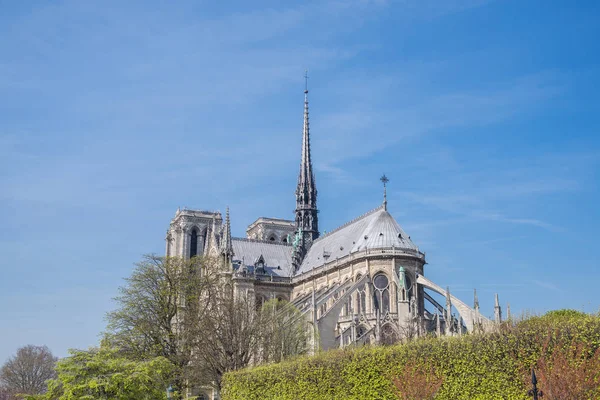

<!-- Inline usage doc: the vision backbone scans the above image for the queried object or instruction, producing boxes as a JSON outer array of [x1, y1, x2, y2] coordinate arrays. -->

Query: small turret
[[398, 266, 408, 302], [220, 207, 234, 267], [494, 293, 502, 324], [473, 288, 480, 326]]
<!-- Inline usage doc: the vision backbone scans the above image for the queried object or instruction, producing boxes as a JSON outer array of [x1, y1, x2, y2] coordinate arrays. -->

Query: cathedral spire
[[221, 207, 234, 263], [295, 70, 319, 251]]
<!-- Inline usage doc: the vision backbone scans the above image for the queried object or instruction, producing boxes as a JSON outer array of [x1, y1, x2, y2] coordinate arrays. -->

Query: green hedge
[[222, 311, 600, 400]]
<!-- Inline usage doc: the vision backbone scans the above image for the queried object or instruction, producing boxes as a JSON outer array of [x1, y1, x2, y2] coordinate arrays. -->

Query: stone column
[[165, 233, 171, 257], [391, 282, 397, 314], [198, 228, 206, 255], [182, 228, 189, 259], [366, 280, 373, 316], [176, 228, 183, 257]]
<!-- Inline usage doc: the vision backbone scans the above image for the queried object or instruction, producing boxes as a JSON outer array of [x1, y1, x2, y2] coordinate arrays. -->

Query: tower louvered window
[[190, 229, 198, 258]]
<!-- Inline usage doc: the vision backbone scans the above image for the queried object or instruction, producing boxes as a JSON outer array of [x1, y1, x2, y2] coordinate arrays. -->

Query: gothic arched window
[[190, 229, 198, 258], [320, 303, 327, 317], [344, 297, 351, 316], [356, 278, 367, 315], [373, 273, 390, 314]]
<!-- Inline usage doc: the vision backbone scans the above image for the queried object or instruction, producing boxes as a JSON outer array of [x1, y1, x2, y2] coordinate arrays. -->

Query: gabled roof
[[246, 217, 295, 231], [295, 206, 418, 275], [232, 238, 293, 277]]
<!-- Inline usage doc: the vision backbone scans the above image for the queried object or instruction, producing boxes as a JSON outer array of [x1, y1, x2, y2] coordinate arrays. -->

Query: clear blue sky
[[1, 0, 599, 363]]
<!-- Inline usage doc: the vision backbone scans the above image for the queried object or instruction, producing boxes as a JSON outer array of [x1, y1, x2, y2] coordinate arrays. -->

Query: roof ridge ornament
[[380, 174, 389, 211]]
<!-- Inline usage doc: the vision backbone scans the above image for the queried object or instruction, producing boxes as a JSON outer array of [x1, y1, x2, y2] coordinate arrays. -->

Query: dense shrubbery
[[222, 310, 600, 400]]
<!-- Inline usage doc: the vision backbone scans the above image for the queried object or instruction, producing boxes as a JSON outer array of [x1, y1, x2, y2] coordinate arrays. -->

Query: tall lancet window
[[190, 229, 198, 258], [373, 274, 390, 314], [355, 275, 367, 315]]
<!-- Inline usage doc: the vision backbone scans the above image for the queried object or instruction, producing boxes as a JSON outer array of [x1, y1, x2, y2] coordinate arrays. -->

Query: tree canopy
[[105, 254, 309, 394], [0, 345, 57, 398], [28, 346, 176, 400], [26, 254, 310, 398]]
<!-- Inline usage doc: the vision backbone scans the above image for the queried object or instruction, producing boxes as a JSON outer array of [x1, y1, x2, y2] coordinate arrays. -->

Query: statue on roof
[[292, 228, 303, 250]]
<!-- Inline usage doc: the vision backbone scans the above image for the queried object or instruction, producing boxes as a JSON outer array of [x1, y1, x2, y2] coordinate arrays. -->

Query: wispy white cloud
[[470, 211, 560, 231], [533, 280, 560, 292], [390, 147, 595, 234], [312, 70, 565, 169], [480, 283, 527, 288]]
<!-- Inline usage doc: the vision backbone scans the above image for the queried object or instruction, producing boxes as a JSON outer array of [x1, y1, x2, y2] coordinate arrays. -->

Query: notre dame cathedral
[[164, 84, 503, 350]]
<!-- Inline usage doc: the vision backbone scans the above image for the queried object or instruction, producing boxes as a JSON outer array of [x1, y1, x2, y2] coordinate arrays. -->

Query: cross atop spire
[[380, 174, 389, 210], [304, 69, 309, 93]]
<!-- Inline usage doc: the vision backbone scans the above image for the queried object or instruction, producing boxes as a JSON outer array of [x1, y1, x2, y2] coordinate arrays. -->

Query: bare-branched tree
[[106, 254, 310, 397], [0, 345, 57, 397], [0, 386, 12, 400], [258, 299, 310, 364], [187, 283, 262, 392], [397, 315, 420, 342], [105, 254, 219, 394]]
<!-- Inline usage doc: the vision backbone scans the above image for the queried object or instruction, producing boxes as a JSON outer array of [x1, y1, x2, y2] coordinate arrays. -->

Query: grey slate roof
[[296, 206, 418, 275], [232, 238, 293, 277]]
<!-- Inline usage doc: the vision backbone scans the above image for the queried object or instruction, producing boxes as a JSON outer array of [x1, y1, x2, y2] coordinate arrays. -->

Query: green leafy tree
[[28, 346, 176, 400]]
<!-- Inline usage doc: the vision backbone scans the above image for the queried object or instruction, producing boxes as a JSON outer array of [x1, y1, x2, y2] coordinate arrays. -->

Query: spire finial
[[380, 174, 389, 210], [304, 69, 309, 93]]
